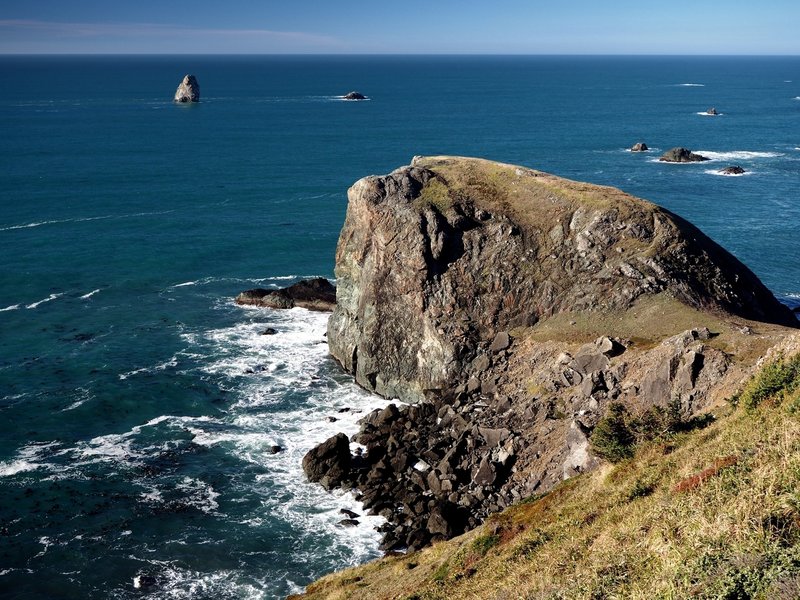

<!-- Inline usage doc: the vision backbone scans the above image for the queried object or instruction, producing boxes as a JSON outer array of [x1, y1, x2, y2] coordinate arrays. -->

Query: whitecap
[[118, 355, 179, 380], [79, 289, 101, 300], [0, 459, 44, 477], [175, 477, 220, 514], [696, 111, 723, 116], [677, 83, 705, 87], [704, 169, 751, 177], [134, 566, 265, 599], [0, 442, 62, 477], [0, 209, 176, 234], [62, 387, 93, 411], [25, 292, 64, 309], [0, 304, 20, 312], [695, 150, 783, 161]]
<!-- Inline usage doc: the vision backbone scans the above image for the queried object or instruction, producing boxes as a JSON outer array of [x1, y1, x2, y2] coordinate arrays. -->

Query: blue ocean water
[[0, 55, 798, 599]]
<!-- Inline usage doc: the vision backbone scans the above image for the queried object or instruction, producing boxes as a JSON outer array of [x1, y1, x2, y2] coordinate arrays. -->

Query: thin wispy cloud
[[0, 19, 346, 53]]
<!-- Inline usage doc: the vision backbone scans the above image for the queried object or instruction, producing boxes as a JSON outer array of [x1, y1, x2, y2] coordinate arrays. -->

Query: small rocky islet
[[241, 156, 797, 555], [658, 146, 710, 162], [173, 74, 200, 103]]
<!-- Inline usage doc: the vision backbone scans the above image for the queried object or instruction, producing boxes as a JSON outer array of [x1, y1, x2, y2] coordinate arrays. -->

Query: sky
[[0, 0, 798, 55]]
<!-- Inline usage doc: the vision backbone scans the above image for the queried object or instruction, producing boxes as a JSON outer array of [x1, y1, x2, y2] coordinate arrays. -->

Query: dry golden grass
[[297, 352, 800, 600]]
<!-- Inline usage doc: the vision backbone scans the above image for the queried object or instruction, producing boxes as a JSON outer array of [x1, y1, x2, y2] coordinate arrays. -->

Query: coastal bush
[[590, 403, 635, 463], [735, 352, 800, 410], [592, 399, 715, 464]]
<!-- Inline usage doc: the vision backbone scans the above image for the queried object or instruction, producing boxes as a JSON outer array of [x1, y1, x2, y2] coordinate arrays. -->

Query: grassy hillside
[[295, 351, 800, 600]]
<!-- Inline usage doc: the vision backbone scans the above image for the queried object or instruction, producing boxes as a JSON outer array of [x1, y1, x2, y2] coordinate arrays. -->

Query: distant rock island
[[659, 147, 710, 162], [343, 91, 367, 100], [706, 107, 719, 115], [174, 75, 200, 103], [292, 156, 796, 553], [630, 142, 648, 152], [720, 165, 746, 175]]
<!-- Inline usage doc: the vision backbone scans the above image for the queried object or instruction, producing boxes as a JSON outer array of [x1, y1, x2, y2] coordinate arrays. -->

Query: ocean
[[0, 55, 798, 599]]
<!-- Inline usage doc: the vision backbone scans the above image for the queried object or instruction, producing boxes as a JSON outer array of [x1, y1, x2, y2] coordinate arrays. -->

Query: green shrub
[[737, 353, 800, 410], [591, 403, 635, 463], [470, 534, 500, 557]]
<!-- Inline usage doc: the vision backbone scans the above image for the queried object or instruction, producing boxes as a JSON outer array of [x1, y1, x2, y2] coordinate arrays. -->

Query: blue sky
[[1, 0, 797, 54]]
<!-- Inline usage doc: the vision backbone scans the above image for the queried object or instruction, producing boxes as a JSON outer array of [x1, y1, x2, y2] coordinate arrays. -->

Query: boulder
[[302, 433, 351, 490], [659, 147, 710, 162], [174, 75, 200, 103], [630, 142, 648, 152], [236, 278, 336, 311], [719, 166, 745, 175], [706, 107, 719, 115], [343, 91, 367, 100]]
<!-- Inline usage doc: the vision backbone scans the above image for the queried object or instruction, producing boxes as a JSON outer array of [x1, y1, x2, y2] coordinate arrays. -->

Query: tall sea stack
[[174, 74, 200, 103]]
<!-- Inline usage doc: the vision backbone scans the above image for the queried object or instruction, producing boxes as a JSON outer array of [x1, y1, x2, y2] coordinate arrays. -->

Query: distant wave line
[[26, 293, 64, 309], [80, 289, 101, 299], [0, 304, 20, 312], [0, 209, 176, 233]]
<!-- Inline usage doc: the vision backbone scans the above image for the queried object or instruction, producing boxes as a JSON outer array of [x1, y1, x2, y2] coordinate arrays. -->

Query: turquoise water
[[1, 56, 798, 599]]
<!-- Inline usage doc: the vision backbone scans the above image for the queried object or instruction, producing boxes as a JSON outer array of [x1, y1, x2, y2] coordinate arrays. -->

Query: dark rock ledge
[[236, 277, 336, 312]]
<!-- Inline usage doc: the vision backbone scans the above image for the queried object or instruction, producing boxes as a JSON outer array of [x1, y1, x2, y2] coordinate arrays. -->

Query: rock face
[[720, 165, 746, 175], [630, 142, 648, 152], [343, 91, 367, 100], [236, 277, 336, 311], [312, 156, 796, 552], [329, 156, 792, 402], [174, 75, 200, 103], [659, 147, 710, 162]]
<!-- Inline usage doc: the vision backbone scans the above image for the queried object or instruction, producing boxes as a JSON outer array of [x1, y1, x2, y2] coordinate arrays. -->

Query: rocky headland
[[300, 155, 796, 553]]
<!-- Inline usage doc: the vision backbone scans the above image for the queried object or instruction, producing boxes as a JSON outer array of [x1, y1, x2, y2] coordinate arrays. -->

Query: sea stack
[[343, 91, 367, 100], [174, 75, 200, 103], [630, 142, 648, 152], [659, 147, 710, 162]]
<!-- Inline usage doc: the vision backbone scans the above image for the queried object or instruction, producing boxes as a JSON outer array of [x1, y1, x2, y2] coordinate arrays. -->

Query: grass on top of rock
[[295, 351, 800, 600]]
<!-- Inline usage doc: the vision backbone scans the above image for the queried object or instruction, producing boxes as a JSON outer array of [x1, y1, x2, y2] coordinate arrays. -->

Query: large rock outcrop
[[328, 156, 794, 403], [314, 156, 796, 552]]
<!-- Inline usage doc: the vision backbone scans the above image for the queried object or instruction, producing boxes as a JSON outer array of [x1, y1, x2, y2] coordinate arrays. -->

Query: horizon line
[[1, 52, 799, 57]]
